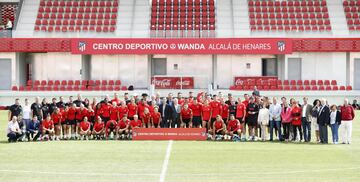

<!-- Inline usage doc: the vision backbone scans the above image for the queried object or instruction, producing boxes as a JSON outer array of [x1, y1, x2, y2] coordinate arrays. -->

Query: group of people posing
[[6, 91, 356, 144]]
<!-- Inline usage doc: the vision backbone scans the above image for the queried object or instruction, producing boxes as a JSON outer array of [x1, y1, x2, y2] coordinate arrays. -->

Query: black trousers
[[319, 124, 328, 143], [26, 131, 41, 141], [7, 132, 24, 142], [283, 123, 291, 140], [160, 117, 170, 128]]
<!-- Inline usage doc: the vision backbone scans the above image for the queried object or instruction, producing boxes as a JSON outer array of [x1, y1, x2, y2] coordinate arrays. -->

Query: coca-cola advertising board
[[234, 76, 278, 86], [151, 77, 194, 89]]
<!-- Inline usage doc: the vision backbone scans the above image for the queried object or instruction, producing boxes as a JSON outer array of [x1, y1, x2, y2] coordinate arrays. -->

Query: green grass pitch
[[0, 111, 359, 182]]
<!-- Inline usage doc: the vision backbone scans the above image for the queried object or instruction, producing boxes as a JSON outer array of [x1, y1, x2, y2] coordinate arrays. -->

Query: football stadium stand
[[0, 0, 359, 106]]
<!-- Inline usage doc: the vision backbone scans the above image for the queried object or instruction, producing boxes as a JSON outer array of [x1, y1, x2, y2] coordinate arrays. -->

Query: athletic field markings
[[160, 140, 173, 182]]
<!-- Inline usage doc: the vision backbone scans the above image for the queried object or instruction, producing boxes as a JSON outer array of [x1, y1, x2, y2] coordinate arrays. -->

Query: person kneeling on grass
[[226, 114, 242, 141], [26, 116, 41, 141], [129, 115, 142, 139], [152, 107, 162, 128], [42, 115, 55, 141], [141, 107, 152, 128], [92, 116, 105, 140], [209, 115, 226, 140], [180, 104, 193, 128], [7, 116, 24, 143], [117, 115, 130, 139], [79, 117, 91, 140], [105, 119, 118, 140]]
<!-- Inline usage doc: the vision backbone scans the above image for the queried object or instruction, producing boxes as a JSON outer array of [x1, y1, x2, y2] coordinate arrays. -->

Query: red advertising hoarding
[[71, 38, 293, 54], [132, 128, 207, 140], [151, 77, 194, 89], [234, 76, 278, 86]]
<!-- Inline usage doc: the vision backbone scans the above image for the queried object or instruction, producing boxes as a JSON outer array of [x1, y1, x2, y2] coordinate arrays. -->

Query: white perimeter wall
[[153, 54, 213, 88], [0, 52, 16, 86], [286, 52, 347, 85], [90, 55, 148, 88], [28, 52, 82, 80], [216, 54, 275, 88], [349, 52, 360, 86]]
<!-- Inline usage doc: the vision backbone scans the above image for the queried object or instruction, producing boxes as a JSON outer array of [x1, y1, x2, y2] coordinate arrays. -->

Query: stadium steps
[[13, 0, 40, 38], [216, 0, 233, 37], [327, 0, 349, 36], [233, 0, 251, 37], [116, 0, 134, 37], [131, 0, 150, 38]]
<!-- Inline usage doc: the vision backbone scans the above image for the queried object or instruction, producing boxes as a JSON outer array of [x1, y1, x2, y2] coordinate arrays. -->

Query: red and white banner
[[151, 77, 194, 89], [132, 128, 207, 140], [234, 76, 278, 86], [71, 38, 293, 54]]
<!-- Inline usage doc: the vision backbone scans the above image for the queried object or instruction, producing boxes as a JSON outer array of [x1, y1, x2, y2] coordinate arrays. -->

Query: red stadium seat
[[340, 86, 346, 90], [331, 80, 337, 85], [319, 86, 325, 91], [305, 86, 311, 90], [68, 80, 74, 86], [332, 86, 339, 91], [81, 80, 88, 86], [88, 80, 95, 86], [317, 80, 324, 85], [48, 80, 54, 86], [311, 86, 318, 90], [11, 86, 18, 91], [324, 80, 330, 85], [121, 86, 127, 91], [283, 80, 289, 85], [290, 80, 296, 85], [61, 80, 67, 85], [115, 80, 121, 85], [310, 80, 316, 85], [95, 80, 101, 85], [284, 85, 290, 90], [27, 80, 33, 86], [346, 86, 353, 91], [101, 80, 108, 85]]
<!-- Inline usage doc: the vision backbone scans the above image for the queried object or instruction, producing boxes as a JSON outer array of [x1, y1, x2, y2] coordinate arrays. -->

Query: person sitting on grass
[[209, 115, 226, 140], [117, 115, 130, 139], [42, 115, 55, 141], [7, 116, 24, 143], [226, 114, 242, 141], [92, 116, 105, 140], [79, 117, 91, 140], [25, 116, 40, 141], [105, 119, 118, 140]]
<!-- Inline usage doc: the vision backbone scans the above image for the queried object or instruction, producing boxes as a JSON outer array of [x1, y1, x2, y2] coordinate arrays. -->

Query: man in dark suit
[[318, 99, 330, 144], [159, 98, 173, 128]]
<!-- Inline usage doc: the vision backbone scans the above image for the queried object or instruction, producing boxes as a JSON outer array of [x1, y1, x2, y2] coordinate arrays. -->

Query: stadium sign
[[132, 128, 207, 140], [151, 77, 194, 89], [71, 38, 293, 54]]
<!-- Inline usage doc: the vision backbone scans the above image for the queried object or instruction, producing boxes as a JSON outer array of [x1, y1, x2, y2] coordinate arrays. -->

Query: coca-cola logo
[[176, 80, 191, 86], [235, 79, 243, 86], [152, 79, 171, 87]]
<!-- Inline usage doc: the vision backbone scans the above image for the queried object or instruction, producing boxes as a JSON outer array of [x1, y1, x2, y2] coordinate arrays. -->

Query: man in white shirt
[[301, 97, 313, 142], [5, 18, 13, 30], [7, 116, 23, 142], [22, 98, 32, 129], [269, 97, 282, 141]]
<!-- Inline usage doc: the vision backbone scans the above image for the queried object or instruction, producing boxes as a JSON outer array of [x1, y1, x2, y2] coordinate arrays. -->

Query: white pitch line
[[1, 166, 360, 177], [159, 140, 173, 182], [0, 169, 158, 176]]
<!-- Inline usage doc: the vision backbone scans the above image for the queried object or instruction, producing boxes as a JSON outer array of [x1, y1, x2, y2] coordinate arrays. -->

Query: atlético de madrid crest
[[78, 41, 87, 52], [277, 41, 286, 52]]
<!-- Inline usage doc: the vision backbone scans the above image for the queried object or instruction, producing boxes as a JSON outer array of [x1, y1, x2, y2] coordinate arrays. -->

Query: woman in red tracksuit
[[291, 101, 303, 142]]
